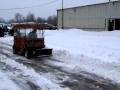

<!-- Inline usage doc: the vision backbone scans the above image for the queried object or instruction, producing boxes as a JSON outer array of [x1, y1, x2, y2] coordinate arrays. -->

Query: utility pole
[[62, 0, 64, 29]]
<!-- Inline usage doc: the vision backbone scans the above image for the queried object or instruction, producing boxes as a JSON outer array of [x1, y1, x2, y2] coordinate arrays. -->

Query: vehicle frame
[[12, 23, 52, 58]]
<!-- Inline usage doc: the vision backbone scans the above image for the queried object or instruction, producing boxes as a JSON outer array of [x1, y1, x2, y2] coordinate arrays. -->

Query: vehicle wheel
[[13, 48, 18, 54], [25, 50, 33, 59]]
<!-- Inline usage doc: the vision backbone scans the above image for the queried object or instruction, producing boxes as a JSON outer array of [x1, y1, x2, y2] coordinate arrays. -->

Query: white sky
[[0, 0, 116, 20]]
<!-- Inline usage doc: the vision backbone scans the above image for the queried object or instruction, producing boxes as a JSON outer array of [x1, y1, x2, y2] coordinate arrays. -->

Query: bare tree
[[36, 17, 43, 23], [15, 13, 23, 23], [52, 15, 57, 26], [0, 18, 5, 23], [8, 19, 16, 23], [47, 16, 53, 24], [26, 13, 35, 22], [7, 13, 57, 26], [47, 15, 57, 26], [36, 17, 46, 23]]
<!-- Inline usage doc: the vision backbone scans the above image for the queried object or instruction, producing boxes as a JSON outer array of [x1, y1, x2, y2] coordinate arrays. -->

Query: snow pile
[[44, 29, 120, 83], [48, 50, 120, 83], [45, 29, 120, 63]]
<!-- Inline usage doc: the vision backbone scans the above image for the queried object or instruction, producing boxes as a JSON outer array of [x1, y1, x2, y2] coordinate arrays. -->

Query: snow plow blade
[[35, 48, 52, 56]]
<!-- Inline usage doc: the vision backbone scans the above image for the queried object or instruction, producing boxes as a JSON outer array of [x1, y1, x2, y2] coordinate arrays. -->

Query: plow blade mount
[[35, 48, 52, 56]]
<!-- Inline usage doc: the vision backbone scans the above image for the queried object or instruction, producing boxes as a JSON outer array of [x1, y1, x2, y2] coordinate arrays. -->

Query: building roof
[[57, 0, 120, 11]]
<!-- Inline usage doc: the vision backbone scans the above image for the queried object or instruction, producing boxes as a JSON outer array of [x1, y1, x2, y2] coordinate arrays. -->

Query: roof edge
[[57, 1, 120, 11]]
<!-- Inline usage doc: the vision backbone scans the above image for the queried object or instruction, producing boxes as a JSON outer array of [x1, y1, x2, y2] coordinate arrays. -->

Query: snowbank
[[45, 29, 120, 83], [45, 29, 120, 63]]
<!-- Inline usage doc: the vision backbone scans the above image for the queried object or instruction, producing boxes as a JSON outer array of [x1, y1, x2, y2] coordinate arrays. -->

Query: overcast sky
[[0, 0, 116, 20]]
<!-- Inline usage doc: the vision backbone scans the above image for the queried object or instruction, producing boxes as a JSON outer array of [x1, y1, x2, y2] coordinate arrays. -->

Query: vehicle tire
[[25, 50, 33, 59], [13, 48, 18, 54]]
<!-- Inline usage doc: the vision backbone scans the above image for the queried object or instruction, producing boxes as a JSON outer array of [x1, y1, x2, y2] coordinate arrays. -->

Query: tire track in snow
[[0, 43, 70, 90], [0, 42, 120, 90], [0, 61, 40, 90]]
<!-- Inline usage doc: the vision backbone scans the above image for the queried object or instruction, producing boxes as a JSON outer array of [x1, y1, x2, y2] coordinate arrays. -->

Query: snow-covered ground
[[0, 71, 21, 90], [0, 54, 70, 90], [45, 29, 120, 83], [0, 29, 120, 89]]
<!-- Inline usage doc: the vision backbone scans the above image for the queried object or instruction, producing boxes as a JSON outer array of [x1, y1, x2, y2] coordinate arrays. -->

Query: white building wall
[[109, 1, 120, 18], [57, 1, 120, 31]]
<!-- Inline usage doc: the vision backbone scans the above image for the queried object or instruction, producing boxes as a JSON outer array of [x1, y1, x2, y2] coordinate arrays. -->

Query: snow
[[0, 70, 21, 90], [0, 29, 120, 89], [45, 29, 120, 63], [0, 54, 70, 90], [0, 36, 13, 45], [44, 29, 120, 83]]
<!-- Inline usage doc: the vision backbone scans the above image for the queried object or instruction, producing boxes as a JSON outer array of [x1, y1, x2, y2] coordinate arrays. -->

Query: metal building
[[57, 1, 120, 31]]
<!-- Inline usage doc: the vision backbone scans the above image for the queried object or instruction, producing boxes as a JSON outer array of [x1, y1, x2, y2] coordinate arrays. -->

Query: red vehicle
[[13, 23, 52, 58]]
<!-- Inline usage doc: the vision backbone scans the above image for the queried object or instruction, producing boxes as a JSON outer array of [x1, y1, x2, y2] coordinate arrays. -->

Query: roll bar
[[13, 24, 44, 30]]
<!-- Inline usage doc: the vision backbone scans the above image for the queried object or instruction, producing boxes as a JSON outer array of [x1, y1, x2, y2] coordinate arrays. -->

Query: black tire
[[13, 48, 18, 54], [25, 50, 33, 59], [0, 33, 4, 37]]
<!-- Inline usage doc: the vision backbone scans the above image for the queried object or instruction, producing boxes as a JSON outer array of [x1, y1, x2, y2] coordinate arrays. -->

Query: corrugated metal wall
[[57, 1, 120, 31]]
